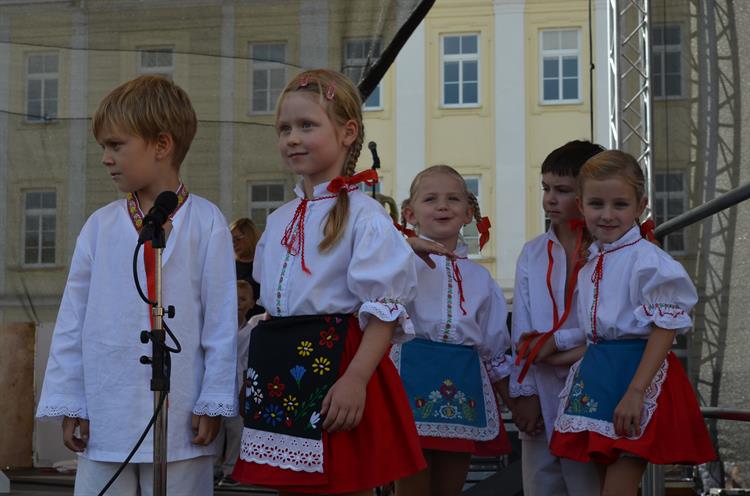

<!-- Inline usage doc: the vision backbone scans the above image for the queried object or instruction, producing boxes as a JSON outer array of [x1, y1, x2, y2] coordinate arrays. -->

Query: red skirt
[[550, 352, 716, 465], [420, 396, 513, 456], [233, 317, 427, 493]]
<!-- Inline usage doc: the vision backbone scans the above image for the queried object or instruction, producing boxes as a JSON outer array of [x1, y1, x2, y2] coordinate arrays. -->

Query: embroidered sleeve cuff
[[358, 299, 415, 344], [634, 303, 692, 333], [36, 396, 88, 420], [484, 354, 511, 383], [554, 327, 586, 351], [193, 397, 238, 417]]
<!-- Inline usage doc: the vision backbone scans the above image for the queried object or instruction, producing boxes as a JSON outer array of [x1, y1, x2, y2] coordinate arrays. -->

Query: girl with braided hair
[[232, 69, 425, 494], [392, 165, 513, 496]]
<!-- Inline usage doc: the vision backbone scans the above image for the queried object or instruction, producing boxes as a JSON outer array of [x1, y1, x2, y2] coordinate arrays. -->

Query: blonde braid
[[400, 198, 411, 229], [467, 191, 482, 224]]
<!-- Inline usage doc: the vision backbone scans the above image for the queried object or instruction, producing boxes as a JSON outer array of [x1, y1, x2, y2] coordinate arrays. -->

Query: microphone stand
[[140, 224, 171, 496], [369, 141, 380, 199]]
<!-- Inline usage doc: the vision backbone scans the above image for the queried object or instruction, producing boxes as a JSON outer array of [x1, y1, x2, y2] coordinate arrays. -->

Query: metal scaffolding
[[607, 0, 654, 207]]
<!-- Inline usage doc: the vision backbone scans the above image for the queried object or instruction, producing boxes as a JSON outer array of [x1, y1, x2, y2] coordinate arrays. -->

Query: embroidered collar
[[126, 183, 189, 232], [418, 235, 469, 258], [590, 224, 641, 258], [293, 180, 355, 201]]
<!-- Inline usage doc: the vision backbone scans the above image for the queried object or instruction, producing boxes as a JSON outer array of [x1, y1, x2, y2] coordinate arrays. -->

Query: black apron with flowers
[[243, 315, 349, 441]]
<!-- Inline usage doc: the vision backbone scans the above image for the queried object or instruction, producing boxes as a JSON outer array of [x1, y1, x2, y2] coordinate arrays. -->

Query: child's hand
[[62, 416, 89, 452], [541, 345, 587, 366], [613, 387, 644, 437], [510, 395, 544, 435], [406, 237, 455, 269], [321, 372, 366, 433], [518, 332, 556, 363], [191, 414, 222, 445]]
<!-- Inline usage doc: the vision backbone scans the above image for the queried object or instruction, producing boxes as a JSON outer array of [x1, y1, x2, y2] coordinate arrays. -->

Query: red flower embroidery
[[319, 327, 339, 349], [468, 399, 476, 409], [415, 398, 426, 408], [268, 376, 285, 397]]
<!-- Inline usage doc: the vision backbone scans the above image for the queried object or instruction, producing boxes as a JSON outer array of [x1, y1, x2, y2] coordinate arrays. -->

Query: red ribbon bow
[[327, 169, 379, 193], [394, 222, 417, 238], [639, 219, 656, 242], [451, 258, 468, 316], [476, 216, 491, 250]]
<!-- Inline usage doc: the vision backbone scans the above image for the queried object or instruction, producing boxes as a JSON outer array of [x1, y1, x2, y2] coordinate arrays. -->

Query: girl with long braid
[[232, 69, 426, 494], [392, 165, 513, 496]]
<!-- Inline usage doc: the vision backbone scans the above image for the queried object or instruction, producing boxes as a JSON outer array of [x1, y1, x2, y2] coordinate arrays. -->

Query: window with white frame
[[441, 34, 479, 107], [654, 171, 687, 253], [652, 25, 683, 99], [540, 29, 581, 104], [343, 38, 383, 110], [138, 47, 174, 78], [250, 43, 287, 114], [462, 176, 482, 255], [26, 53, 58, 122], [249, 183, 286, 231], [23, 190, 56, 265]]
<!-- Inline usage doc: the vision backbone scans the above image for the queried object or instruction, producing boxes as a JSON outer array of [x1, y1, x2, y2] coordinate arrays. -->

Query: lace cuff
[[36, 394, 88, 420], [634, 303, 692, 333], [509, 367, 538, 398], [358, 298, 415, 344], [484, 354, 511, 383], [193, 398, 238, 417]]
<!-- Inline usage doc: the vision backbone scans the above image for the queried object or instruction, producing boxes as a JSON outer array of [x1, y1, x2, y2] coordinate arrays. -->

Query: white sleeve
[[478, 281, 512, 383], [509, 247, 539, 397], [631, 249, 697, 334], [553, 325, 587, 351], [348, 212, 417, 343], [36, 231, 92, 419], [193, 219, 239, 417]]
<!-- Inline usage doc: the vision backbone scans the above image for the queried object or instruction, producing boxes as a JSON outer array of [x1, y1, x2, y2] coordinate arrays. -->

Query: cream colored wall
[[524, 0, 595, 238], [423, 0, 497, 274]]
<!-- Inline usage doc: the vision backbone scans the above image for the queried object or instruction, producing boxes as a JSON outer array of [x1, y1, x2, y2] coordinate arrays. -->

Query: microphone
[[138, 191, 179, 243], [368, 141, 381, 170]]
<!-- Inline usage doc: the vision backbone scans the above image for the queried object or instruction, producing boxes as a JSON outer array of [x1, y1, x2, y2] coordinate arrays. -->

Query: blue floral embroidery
[[262, 404, 285, 426], [290, 365, 306, 386]]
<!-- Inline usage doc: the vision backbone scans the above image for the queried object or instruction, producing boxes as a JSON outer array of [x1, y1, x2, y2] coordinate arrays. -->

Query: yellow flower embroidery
[[297, 340, 313, 357], [282, 395, 300, 412], [312, 356, 331, 375]]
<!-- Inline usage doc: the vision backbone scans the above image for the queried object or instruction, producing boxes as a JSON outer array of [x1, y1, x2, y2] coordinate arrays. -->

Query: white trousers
[[521, 434, 600, 496], [74, 455, 214, 496], [216, 415, 243, 477]]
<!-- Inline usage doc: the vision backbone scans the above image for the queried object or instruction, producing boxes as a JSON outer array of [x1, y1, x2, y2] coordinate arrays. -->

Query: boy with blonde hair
[[37, 75, 238, 495]]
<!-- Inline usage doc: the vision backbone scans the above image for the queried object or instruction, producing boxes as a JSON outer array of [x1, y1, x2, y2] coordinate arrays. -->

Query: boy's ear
[[154, 132, 175, 161], [576, 196, 584, 213]]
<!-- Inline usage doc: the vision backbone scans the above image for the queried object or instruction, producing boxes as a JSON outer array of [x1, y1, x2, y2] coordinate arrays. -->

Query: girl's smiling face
[[404, 172, 473, 250], [276, 92, 356, 187], [579, 176, 647, 244]]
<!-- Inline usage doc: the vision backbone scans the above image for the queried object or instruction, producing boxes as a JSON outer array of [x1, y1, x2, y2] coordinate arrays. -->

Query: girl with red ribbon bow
[[550, 150, 715, 495], [232, 69, 426, 495], [510, 140, 604, 496], [392, 165, 513, 496]]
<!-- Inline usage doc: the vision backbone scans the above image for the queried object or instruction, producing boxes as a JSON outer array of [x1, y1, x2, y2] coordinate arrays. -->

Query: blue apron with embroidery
[[563, 339, 647, 421], [395, 338, 497, 440]]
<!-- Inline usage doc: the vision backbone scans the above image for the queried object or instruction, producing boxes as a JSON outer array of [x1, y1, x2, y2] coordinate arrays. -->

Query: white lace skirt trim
[[390, 343, 500, 442], [239, 427, 324, 473], [553, 356, 669, 440]]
